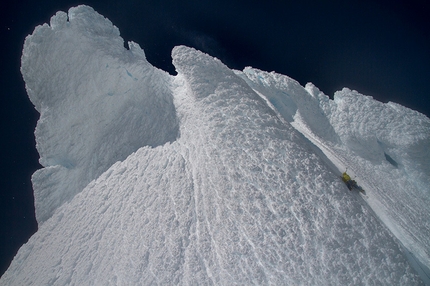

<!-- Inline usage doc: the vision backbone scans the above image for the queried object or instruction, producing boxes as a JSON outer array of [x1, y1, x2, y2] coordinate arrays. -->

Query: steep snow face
[[237, 67, 430, 274], [21, 6, 179, 223], [2, 5, 429, 285], [328, 88, 430, 189], [236, 67, 341, 145]]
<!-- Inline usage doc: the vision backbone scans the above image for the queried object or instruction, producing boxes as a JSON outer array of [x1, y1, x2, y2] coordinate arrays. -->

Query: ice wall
[[21, 6, 179, 223]]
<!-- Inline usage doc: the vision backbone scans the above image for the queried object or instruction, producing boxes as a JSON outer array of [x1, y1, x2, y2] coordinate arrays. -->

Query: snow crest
[[3, 5, 429, 285], [238, 68, 430, 279], [21, 5, 179, 224]]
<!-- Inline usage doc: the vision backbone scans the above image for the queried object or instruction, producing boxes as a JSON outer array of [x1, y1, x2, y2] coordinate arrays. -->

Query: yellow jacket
[[342, 172, 351, 182]]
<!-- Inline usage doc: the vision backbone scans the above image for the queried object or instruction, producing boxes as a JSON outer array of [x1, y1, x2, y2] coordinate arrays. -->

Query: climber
[[342, 171, 355, 191], [341, 171, 366, 194]]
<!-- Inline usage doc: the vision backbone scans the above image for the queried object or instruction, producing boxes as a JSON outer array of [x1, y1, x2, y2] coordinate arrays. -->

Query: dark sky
[[1, 0, 429, 277]]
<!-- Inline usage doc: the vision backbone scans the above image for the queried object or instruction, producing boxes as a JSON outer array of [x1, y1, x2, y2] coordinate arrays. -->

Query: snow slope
[[2, 5, 429, 285], [237, 68, 430, 280]]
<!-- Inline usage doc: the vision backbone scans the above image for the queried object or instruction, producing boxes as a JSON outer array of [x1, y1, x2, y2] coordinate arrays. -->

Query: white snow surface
[[236, 68, 430, 276], [2, 5, 430, 285], [20, 7, 179, 223]]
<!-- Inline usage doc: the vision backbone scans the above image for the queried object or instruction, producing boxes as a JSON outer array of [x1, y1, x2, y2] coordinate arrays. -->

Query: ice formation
[[2, 5, 429, 285]]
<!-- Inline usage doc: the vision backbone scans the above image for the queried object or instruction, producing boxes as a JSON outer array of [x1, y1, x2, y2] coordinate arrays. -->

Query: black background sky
[[1, 0, 429, 277]]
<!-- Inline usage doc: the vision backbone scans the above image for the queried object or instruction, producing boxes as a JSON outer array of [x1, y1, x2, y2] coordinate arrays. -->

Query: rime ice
[[2, 5, 429, 285]]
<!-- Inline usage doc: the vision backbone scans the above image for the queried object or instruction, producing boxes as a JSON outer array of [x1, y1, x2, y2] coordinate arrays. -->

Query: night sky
[[1, 0, 429, 276]]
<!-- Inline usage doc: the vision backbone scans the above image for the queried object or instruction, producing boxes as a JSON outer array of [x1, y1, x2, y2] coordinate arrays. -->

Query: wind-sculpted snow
[[327, 88, 430, 189], [323, 89, 430, 276], [21, 6, 179, 223], [2, 5, 428, 285], [236, 67, 340, 145], [239, 68, 430, 278]]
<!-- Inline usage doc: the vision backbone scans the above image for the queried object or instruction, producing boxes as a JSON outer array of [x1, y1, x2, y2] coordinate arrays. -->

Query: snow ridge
[[238, 67, 430, 279], [21, 6, 179, 223], [2, 5, 429, 285]]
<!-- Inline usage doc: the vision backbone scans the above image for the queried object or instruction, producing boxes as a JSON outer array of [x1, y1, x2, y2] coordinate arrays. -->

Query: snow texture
[[237, 68, 430, 278], [21, 7, 178, 223], [2, 5, 429, 285]]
